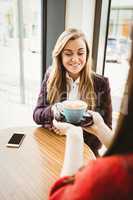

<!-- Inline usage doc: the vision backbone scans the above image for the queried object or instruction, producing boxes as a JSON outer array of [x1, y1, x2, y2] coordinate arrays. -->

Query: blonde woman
[[33, 28, 112, 156]]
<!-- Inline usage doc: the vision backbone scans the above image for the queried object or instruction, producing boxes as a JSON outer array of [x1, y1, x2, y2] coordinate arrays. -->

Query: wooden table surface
[[0, 127, 95, 200]]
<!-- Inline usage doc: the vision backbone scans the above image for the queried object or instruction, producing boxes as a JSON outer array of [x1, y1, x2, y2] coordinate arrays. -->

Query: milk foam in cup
[[62, 100, 88, 124]]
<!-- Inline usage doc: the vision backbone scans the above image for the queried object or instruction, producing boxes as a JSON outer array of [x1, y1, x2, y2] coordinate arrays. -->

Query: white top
[[52, 72, 80, 122], [66, 72, 80, 100]]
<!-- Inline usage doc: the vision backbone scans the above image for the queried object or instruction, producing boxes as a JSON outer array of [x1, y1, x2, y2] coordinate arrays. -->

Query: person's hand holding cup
[[52, 100, 94, 135]]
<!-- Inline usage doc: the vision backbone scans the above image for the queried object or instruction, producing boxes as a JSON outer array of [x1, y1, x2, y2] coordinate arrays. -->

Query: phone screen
[[7, 133, 25, 147]]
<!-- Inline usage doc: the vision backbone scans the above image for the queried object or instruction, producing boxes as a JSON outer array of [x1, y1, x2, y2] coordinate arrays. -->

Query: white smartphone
[[6, 133, 25, 148]]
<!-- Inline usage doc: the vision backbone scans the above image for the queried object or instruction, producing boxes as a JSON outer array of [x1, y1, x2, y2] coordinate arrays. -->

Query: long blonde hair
[[47, 28, 96, 109]]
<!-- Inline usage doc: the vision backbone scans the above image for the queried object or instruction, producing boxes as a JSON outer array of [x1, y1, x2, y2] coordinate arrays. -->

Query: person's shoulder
[[46, 66, 52, 77], [82, 154, 133, 198], [92, 73, 109, 90], [85, 154, 133, 183], [93, 72, 108, 83], [43, 66, 52, 82], [84, 154, 132, 174], [95, 154, 133, 166]]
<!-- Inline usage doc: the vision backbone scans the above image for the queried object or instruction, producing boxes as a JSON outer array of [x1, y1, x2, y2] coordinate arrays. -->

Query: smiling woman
[[33, 28, 112, 156]]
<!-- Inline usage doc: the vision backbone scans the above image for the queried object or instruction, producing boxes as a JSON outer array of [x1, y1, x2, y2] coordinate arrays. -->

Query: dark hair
[[105, 25, 133, 156]]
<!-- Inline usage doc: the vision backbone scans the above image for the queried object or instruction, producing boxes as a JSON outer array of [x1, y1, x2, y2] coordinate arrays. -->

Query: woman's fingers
[[53, 119, 74, 129], [52, 119, 77, 136], [87, 110, 104, 125], [52, 126, 66, 135]]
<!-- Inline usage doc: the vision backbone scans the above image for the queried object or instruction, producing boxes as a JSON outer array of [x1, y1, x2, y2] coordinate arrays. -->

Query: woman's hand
[[52, 103, 64, 120], [52, 119, 83, 139], [51, 126, 65, 135], [51, 126, 68, 136], [52, 119, 75, 135], [83, 110, 113, 148], [88, 110, 104, 125], [82, 110, 104, 136]]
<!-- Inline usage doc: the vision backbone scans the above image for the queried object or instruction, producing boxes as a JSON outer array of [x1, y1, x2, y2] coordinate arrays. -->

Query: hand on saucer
[[83, 110, 104, 136], [52, 119, 75, 135], [52, 119, 82, 136]]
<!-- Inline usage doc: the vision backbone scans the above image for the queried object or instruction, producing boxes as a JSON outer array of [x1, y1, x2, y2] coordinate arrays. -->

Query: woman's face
[[61, 37, 87, 80]]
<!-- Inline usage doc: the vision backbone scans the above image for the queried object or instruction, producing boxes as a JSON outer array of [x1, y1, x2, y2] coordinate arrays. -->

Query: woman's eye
[[63, 51, 85, 57], [78, 52, 85, 55], [64, 53, 72, 56]]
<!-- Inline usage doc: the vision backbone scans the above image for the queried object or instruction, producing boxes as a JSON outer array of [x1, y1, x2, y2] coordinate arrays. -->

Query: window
[[104, 1, 133, 128], [0, 0, 42, 128]]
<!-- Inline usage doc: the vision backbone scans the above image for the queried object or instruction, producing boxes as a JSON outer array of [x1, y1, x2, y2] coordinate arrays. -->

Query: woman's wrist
[[95, 121, 113, 148], [61, 126, 84, 176], [67, 126, 83, 140]]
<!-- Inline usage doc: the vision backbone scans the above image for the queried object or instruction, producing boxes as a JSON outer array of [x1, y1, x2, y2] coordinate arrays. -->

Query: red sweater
[[49, 154, 133, 200]]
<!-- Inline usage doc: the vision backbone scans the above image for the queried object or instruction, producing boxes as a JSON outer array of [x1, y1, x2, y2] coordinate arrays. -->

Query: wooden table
[[0, 127, 95, 200]]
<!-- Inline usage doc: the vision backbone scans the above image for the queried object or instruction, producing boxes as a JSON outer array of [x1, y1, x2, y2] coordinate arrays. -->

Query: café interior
[[0, 0, 133, 199]]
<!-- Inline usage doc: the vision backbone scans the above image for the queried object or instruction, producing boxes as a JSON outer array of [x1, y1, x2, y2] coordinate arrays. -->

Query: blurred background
[[0, 0, 132, 129]]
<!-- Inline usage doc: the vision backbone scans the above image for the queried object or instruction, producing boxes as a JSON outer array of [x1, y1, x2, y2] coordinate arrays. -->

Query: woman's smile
[[62, 38, 87, 80]]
